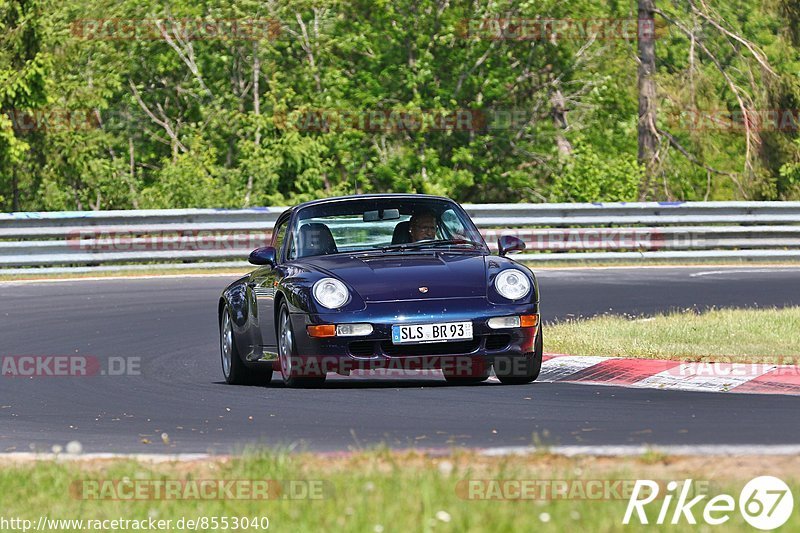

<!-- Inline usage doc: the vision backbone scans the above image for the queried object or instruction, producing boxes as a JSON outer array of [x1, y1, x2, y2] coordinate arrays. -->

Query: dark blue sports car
[[219, 194, 541, 387]]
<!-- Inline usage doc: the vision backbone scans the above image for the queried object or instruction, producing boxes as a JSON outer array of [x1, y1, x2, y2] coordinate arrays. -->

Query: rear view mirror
[[498, 235, 525, 257], [363, 209, 400, 222], [249, 246, 277, 267]]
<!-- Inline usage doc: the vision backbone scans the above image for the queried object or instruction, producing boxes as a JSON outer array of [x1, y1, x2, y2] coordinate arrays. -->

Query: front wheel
[[277, 303, 326, 388], [220, 305, 272, 386], [494, 326, 543, 385]]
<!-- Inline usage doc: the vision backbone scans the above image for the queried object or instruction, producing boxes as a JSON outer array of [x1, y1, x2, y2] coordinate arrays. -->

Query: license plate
[[391, 321, 473, 344]]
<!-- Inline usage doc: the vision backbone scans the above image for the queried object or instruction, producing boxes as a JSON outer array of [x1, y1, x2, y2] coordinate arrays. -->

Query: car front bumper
[[288, 298, 539, 376]]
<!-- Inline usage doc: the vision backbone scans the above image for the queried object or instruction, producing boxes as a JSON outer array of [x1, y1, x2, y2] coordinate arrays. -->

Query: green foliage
[[779, 139, 800, 198], [550, 141, 643, 202], [1, 0, 799, 210], [1, 0, 47, 208]]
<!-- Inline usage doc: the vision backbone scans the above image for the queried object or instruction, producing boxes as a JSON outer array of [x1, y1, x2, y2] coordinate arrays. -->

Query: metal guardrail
[[1, 202, 800, 271]]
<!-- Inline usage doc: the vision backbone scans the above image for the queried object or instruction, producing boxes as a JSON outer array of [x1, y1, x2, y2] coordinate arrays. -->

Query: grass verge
[[527, 258, 800, 269], [546, 307, 800, 363], [1, 450, 798, 532]]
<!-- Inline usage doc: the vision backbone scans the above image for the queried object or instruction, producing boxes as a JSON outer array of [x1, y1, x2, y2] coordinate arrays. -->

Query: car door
[[251, 215, 290, 356]]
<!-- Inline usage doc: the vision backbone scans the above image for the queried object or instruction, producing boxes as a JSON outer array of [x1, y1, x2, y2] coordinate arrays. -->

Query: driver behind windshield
[[409, 210, 437, 241]]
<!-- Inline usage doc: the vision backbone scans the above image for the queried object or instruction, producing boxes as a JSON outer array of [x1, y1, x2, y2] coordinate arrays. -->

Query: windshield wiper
[[380, 239, 483, 252]]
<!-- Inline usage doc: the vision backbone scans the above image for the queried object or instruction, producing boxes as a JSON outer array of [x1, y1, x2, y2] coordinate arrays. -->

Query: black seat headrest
[[297, 223, 338, 258], [391, 220, 411, 244]]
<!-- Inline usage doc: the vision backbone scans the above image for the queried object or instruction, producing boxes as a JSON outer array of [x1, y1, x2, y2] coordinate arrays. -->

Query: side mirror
[[498, 235, 525, 257], [249, 246, 277, 267]]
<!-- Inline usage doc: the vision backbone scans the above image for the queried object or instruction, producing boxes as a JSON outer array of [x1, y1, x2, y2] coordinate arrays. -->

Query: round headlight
[[313, 278, 350, 309], [494, 269, 531, 300]]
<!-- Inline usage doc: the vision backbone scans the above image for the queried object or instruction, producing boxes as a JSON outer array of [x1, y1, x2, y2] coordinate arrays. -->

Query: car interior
[[391, 221, 412, 244], [293, 206, 458, 257], [296, 222, 339, 258]]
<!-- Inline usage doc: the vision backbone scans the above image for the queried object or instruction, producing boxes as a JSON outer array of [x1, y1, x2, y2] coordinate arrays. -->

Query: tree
[[637, 0, 659, 199], [0, 0, 47, 210]]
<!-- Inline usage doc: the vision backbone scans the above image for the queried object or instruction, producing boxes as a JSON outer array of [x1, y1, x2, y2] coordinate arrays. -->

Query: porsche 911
[[219, 194, 541, 387]]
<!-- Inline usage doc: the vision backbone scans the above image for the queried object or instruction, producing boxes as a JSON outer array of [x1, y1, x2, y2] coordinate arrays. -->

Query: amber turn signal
[[307, 324, 336, 337], [520, 314, 539, 328]]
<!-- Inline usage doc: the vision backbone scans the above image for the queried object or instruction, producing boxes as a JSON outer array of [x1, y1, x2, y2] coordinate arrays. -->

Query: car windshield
[[288, 197, 487, 259]]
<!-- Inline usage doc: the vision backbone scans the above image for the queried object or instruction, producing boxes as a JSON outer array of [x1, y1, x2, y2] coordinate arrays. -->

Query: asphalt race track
[[1, 266, 799, 454]]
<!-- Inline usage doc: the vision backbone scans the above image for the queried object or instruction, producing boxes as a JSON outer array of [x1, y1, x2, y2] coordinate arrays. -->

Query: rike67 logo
[[623, 476, 794, 530]]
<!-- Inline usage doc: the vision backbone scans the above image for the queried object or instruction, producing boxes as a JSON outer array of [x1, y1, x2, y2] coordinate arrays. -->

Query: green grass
[[527, 258, 800, 269], [546, 307, 800, 362], [1, 450, 798, 532]]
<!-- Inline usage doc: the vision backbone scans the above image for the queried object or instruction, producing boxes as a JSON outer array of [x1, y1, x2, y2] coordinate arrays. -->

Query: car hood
[[300, 252, 488, 301]]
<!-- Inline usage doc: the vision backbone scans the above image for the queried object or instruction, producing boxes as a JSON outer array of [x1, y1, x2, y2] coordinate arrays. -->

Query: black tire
[[277, 303, 326, 388], [494, 325, 543, 385], [220, 304, 273, 386]]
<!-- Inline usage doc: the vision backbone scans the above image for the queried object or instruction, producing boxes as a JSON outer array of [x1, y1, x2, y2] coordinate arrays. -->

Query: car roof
[[279, 193, 458, 218], [273, 194, 461, 226], [294, 193, 454, 210]]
